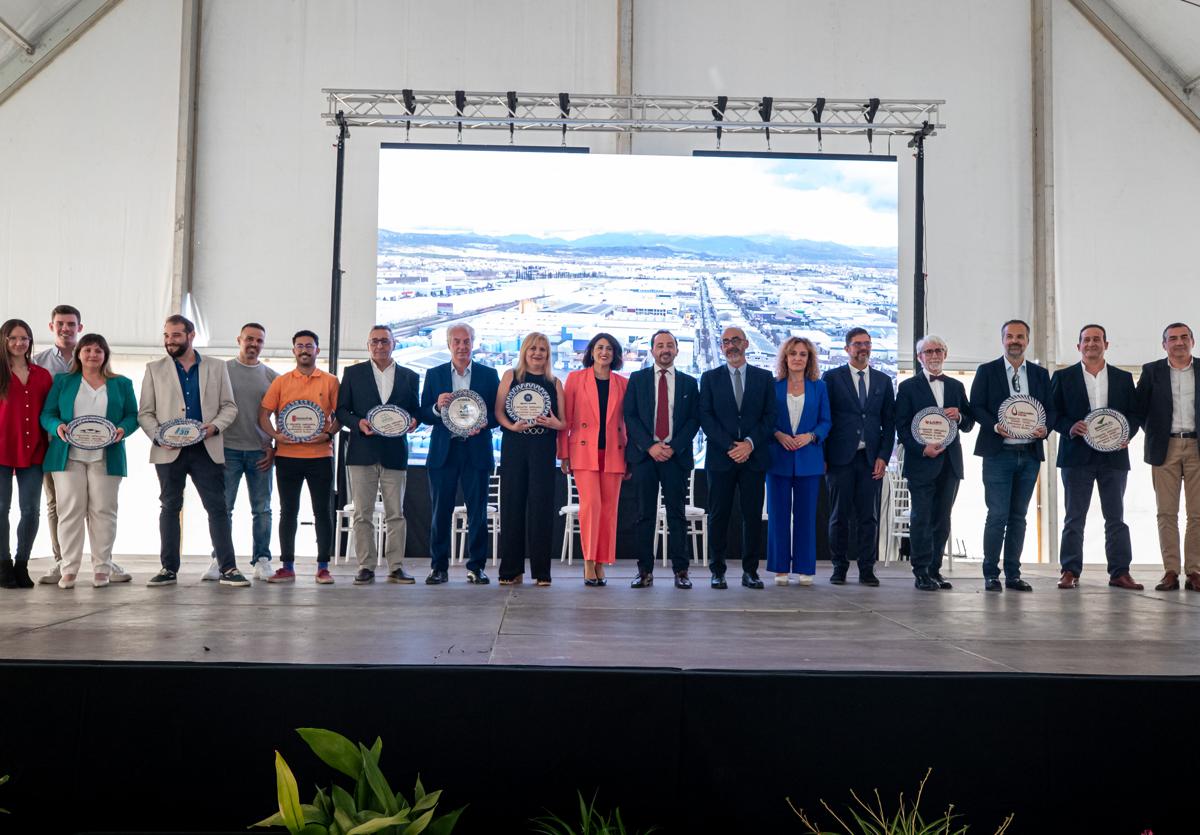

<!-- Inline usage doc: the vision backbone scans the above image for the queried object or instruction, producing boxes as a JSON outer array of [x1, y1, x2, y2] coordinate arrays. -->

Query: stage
[[1, 557, 1197, 833]]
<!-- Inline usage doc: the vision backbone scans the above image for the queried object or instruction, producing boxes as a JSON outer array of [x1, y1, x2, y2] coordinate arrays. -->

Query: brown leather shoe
[[1109, 573, 1144, 591], [1058, 570, 1078, 589], [1186, 572, 1200, 592], [1156, 571, 1180, 591]]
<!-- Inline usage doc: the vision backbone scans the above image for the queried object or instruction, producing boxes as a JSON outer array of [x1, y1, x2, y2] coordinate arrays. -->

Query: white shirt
[[786, 391, 806, 432], [69, 379, 108, 464], [1169, 361, 1196, 433], [450, 363, 471, 392], [1083, 363, 1108, 410], [652, 365, 675, 442], [33, 346, 71, 376], [924, 371, 945, 408], [371, 361, 396, 405], [1002, 359, 1030, 445]]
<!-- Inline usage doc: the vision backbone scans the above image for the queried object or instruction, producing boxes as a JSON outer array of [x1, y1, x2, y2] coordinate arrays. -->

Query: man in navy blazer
[[625, 330, 700, 588], [969, 320, 1054, 592], [418, 323, 500, 585], [822, 327, 895, 586], [1051, 324, 1143, 590], [894, 334, 975, 591], [699, 327, 775, 589], [336, 326, 422, 585]]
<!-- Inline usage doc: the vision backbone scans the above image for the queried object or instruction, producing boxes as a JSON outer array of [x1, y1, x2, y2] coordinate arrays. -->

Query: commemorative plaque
[[65, 416, 117, 450], [442, 389, 488, 437], [279, 400, 326, 443], [911, 406, 958, 449], [156, 418, 205, 448], [505, 382, 551, 434], [1083, 408, 1130, 453], [997, 395, 1047, 440], [366, 404, 412, 438]]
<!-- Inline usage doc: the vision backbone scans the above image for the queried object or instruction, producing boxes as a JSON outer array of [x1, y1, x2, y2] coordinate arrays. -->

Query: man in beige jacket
[[138, 315, 249, 587]]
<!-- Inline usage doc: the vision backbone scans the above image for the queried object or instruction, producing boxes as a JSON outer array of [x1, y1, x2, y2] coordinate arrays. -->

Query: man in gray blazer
[[138, 314, 249, 587]]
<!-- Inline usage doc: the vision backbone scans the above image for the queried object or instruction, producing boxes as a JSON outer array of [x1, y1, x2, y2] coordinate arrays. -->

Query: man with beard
[[138, 314, 249, 586]]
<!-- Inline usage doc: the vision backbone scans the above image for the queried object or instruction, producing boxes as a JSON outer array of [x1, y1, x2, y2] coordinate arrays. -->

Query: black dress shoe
[[1005, 578, 1033, 592], [674, 572, 693, 590], [425, 569, 448, 585], [741, 572, 764, 589], [353, 568, 375, 585], [829, 569, 847, 585], [711, 574, 728, 589], [631, 573, 653, 588], [914, 574, 939, 591], [466, 569, 490, 585], [584, 577, 601, 587], [388, 567, 416, 584], [930, 573, 953, 590], [858, 568, 880, 586], [984, 578, 1003, 592]]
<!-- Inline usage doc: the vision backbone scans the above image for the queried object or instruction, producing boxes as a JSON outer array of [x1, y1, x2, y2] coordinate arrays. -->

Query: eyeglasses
[[848, 340, 872, 349], [293, 343, 317, 351], [368, 338, 392, 346], [5, 336, 30, 343], [720, 337, 745, 346], [920, 348, 946, 356]]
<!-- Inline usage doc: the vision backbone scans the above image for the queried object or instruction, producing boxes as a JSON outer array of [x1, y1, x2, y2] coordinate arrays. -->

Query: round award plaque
[[997, 395, 1047, 440], [366, 404, 411, 438], [505, 382, 551, 434], [442, 389, 488, 437], [156, 418, 206, 448], [65, 416, 118, 450], [279, 399, 326, 443], [1083, 408, 1130, 453], [911, 406, 958, 448]]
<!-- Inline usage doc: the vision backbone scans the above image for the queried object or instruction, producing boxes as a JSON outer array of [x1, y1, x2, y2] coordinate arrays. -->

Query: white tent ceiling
[[1109, 0, 1200, 87]]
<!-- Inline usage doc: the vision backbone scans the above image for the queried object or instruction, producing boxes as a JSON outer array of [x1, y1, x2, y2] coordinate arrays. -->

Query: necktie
[[655, 369, 670, 441], [857, 370, 867, 411], [733, 367, 744, 411]]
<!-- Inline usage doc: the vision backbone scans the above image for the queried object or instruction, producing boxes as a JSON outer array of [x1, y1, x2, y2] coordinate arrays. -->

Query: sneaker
[[774, 574, 789, 586], [267, 566, 296, 584], [109, 562, 131, 582], [200, 558, 221, 581], [39, 563, 62, 584], [147, 568, 177, 587], [92, 573, 109, 588], [58, 574, 77, 589], [315, 568, 335, 585], [797, 574, 815, 586], [219, 568, 251, 587]]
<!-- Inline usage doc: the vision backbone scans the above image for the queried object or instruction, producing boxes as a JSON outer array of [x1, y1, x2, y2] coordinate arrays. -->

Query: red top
[[0, 365, 53, 468]]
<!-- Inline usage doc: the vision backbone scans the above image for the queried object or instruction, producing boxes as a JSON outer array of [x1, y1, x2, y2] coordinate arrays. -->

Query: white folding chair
[[558, 472, 581, 565], [883, 449, 911, 566], [333, 480, 385, 566], [654, 470, 707, 567], [452, 468, 501, 566]]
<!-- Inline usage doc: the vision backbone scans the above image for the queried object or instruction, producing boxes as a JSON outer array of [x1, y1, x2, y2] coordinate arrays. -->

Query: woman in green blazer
[[40, 334, 139, 588]]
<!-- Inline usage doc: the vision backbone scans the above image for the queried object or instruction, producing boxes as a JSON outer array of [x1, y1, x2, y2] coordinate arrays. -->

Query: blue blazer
[[698, 363, 775, 471], [821, 364, 895, 467], [335, 361, 422, 470], [419, 361, 500, 470], [623, 366, 699, 471], [895, 373, 975, 482], [40, 373, 139, 477], [969, 357, 1055, 461], [1050, 362, 1139, 471], [768, 378, 831, 477]]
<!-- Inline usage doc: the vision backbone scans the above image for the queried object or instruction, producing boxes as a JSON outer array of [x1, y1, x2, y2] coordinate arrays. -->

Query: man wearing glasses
[[968, 320, 1054, 591]]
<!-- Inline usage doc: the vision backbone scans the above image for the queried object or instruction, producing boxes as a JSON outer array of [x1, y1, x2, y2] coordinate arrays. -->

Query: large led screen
[[377, 146, 899, 466]]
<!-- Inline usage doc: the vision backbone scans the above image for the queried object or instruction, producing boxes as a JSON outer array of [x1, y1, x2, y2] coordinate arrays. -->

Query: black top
[[596, 376, 610, 450], [501, 373, 558, 442]]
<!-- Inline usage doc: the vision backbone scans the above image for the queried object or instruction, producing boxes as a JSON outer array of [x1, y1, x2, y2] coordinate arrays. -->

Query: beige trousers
[[43, 471, 61, 561], [1151, 437, 1200, 575], [346, 464, 407, 570], [52, 460, 121, 578]]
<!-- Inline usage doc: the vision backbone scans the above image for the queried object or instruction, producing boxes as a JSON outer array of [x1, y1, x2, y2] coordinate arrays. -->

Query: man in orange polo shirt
[[258, 330, 340, 584]]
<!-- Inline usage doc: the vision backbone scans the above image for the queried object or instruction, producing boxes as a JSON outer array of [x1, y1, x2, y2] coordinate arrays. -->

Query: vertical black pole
[[912, 130, 926, 366], [329, 111, 349, 518]]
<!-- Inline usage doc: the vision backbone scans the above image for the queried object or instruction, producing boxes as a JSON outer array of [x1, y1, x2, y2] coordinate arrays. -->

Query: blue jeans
[[981, 447, 1041, 580], [223, 448, 273, 562], [0, 464, 43, 562]]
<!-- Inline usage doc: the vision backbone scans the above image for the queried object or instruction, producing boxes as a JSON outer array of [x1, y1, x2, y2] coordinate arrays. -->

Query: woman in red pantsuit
[[559, 333, 629, 586]]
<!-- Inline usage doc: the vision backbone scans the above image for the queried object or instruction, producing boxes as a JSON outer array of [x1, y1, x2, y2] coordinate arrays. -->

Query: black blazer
[[335, 361, 421, 470], [698, 363, 775, 471], [1050, 362, 1139, 471], [1135, 357, 1200, 466], [969, 357, 1055, 461], [895, 373, 975, 482], [418, 361, 500, 470], [623, 366, 699, 470], [822, 364, 895, 467]]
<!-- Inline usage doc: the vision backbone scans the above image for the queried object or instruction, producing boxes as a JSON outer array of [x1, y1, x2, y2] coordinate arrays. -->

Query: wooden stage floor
[[1, 556, 1197, 676]]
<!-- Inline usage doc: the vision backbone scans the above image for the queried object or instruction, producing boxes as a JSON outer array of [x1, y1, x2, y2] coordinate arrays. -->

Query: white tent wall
[[0, 0, 181, 348]]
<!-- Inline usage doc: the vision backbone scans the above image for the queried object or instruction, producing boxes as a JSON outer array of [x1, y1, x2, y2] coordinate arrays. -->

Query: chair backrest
[[566, 472, 579, 504], [489, 469, 501, 507]]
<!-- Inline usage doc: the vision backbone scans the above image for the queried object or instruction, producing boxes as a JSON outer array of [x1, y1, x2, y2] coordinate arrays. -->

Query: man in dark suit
[[699, 326, 775, 589], [1051, 324, 1143, 590], [822, 327, 895, 586], [969, 319, 1054, 592], [894, 334, 975, 591], [336, 326, 421, 585], [625, 329, 700, 589], [418, 323, 499, 585], [1135, 322, 1200, 592]]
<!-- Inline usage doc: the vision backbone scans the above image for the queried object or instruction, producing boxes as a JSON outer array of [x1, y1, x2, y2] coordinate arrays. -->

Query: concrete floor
[[0, 556, 1197, 675]]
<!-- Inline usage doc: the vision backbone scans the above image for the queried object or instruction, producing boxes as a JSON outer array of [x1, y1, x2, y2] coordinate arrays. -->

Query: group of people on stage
[[1, 307, 1198, 595]]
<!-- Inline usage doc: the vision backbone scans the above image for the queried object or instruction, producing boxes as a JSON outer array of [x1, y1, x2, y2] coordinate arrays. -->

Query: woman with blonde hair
[[767, 336, 831, 585], [495, 332, 565, 585]]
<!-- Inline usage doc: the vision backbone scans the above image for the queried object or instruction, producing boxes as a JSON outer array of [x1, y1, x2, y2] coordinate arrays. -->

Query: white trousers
[[52, 460, 121, 578]]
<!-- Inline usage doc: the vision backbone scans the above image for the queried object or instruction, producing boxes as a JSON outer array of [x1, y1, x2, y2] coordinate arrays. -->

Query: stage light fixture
[[402, 88, 415, 141], [711, 95, 728, 149], [812, 97, 826, 151], [757, 96, 773, 148], [454, 90, 466, 143], [558, 92, 571, 144], [864, 97, 880, 151], [506, 91, 518, 143]]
